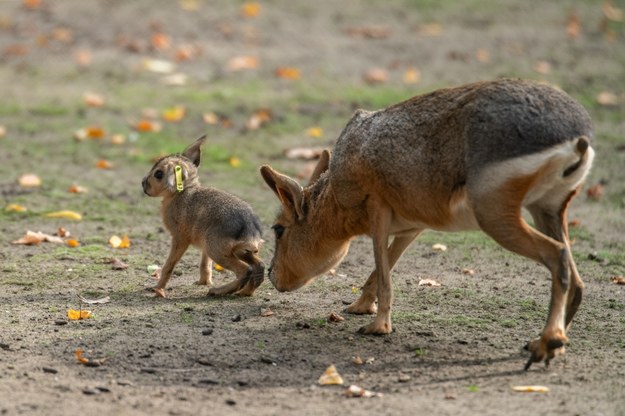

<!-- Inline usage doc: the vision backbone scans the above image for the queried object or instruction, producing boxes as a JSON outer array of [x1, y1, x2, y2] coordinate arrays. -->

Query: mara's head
[[142, 135, 206, 198], [260, 150, 351, 292]]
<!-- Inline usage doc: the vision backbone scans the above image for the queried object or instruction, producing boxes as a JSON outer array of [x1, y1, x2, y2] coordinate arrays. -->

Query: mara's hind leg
[[528, 188, 585, 331], [207, 242, 264, 297], [346, 230, 422, 315], [473, 189, 571, 370]]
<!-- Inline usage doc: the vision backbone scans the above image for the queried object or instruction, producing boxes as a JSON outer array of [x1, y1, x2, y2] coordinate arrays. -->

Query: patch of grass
[[414, 347, 427, 357]]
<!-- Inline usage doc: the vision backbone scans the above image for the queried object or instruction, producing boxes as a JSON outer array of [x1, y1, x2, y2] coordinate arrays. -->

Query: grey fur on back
[[329, 79, 592, 209]]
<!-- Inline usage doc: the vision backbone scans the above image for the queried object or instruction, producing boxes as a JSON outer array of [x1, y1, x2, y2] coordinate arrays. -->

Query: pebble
[[54, 319, 68, 326], [225, 399, 236, 406], [398, 374, 412, 383], [42, 367, 58, 374], [140, 368, 157, 374], [231, 315, 242, 322], [197, 358, 212, 366], [82, 388, 100, 395], [198, 378, 219, 385], [201, 328, 213, 336]]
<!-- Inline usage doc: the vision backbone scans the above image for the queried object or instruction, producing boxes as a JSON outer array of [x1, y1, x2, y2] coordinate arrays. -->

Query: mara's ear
[[308, 149, 330, 186], [182, 134, 207, 167], [260, 165, 305, 220]]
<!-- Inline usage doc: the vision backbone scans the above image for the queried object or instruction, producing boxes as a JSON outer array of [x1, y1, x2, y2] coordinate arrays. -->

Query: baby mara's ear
[[182, 134, 207, 167]]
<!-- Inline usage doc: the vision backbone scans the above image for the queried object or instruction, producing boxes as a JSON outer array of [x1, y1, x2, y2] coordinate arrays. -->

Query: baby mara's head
[[142, 135, 206, 198]]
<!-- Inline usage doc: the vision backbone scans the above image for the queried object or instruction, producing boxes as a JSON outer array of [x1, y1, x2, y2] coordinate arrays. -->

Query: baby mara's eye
[[154, 170, 164, 180], [272, 224, 285, 239]]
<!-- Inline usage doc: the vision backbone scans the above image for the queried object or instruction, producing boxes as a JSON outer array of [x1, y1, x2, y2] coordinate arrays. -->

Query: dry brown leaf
[[328, 312, 345, 322], [227, 55, 258, 71], [344, 26, 392, 39], [18, 173, 41, 188], [603, 0, 624, 21], [275, 67, 300, 80], [246, 108, 273, 130], [57, 227, 70, 238], [432, 243, 447, 252], [284, 147, 325, 160], [611, 276, 625, 285], [533, 61, 551, 75], [586, 183, 604, 200], [462, 268, 476, 276], [363, 68, 388, 84], [13, 230, 64, 245], [151, 32, 171, 50], [132, 119, 163, 133], [318, 364, 344, 385], [96, 159, 113, 170], [68, 184, 88, 194], [79, 295, 110, 304], [75, 349, 108, 367], [418, 23, 444, 36], [83, 92, 105, 107], [352, 356, 364, 365], [143, 58, 176, 74], [596, 91, 619, 106], [0, 125, 7, 138], [22, 0, 42, 10], [73, 49, 92, 67], [345, 384, 383, 398], [418, 278, 441, 287], [566, 10, 581, 39], [110, 258, 129, 270], [512, 385, 549, 393], [475, 48, 491, 63], [260, 308, 274, 317], [403, 67, 421, 84]]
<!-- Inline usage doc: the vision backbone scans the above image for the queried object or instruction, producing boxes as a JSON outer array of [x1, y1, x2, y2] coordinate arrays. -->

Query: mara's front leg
[[358, 204, 394, 335], [347, 231, 421, 316]]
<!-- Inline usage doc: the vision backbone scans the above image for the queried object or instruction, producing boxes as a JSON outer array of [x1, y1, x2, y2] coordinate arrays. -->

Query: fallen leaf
[[275, 67, 300, 80], [344, 26, 392, 39], [56, 227, 70, 237], [432, 243, 447, 252], [174, 44, 196, 61], [109, 235, 130, 248], [147, 264, 161, 275], [475, 48, 491, 63], [0, 125, 6, 138], [603, 0, 624, 21], [143, 58, 176, 74], [418, 278, 441, 287], [132, 119, 163, 133], [179, 0, 200, 11], [66, 239, 80, 247], [566, 10, 581, 39], [328, 312, 345, 322], [284, 147, 325, 160], [83, 92, 105, 107], [12, 230, 64, 245], [586, 183, 604, 200], [18, 173, 41, 188], [352, 356, 363, 365], [403, 67, 421, 84], [111, 134, 126, 144], [79, 295, 111, 304], [462, 268, 475, 276], [6, 203, 27, 212], [110, 258, 129, 270], [67, 308, 92, 320], [3, 44, 29, 57], [318, 364, 344, 385], [68, 184, 88, 194], [568, 219, 581, 228], [246, 108, 273, 130], [75, 349, 108, 367], [345, 384, 383, 398], [611, 276, 625, 285], [307, 127, 324, 138], [533, 61, 551, 75], [22, 0, 42, 10], [51, 27, 73, 43], [363, 68, 388, 84], [73, 49, 92, 66], [162, 105, 186, 122], [162, 72, 188, 86], [596, 91, 619, 106], [203, 112, 220, 125], [241, 2, 261, 18], [214, 263, 224, 271], [45, 210, 82, 220], [151, 32, 171, 50], [351, 286, 359, 294], [227, 55, 258, 71], [418, 23, 444, 36], [260, 308, 274, 317], [229, 156, 241, 168], [512, 385, 550, 393]]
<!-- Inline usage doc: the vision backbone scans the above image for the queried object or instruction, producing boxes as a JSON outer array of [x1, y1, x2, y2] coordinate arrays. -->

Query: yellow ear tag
[[175, 165, 184, 192]]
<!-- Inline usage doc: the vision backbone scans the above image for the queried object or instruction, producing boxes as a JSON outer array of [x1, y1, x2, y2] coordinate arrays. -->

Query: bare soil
[[1, 1, 624, 415]]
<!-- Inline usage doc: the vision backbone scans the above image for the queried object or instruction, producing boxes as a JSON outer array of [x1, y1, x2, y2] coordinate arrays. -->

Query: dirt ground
[[1, 1, 625, 415]]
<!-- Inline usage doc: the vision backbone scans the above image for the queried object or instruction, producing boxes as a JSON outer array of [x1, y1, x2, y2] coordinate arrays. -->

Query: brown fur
[[260, 79, 594, 369], [142, 135, 264, 297]]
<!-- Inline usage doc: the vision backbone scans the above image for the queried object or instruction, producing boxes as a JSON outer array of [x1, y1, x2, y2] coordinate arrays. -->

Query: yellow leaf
[[6, 203, 27, 212], [83, 92, 105, 107], [512, 385, 550, 393], [229, 156, 241, 168], [96, 159, 113, 169], [275, 67, 300, 80], [109, 234, 130, 248], [363, 68, 388, 84], [133, 119, 163, 133], [214, 263, 224, 271], [403, 67, 421, 84], [68, 184, 88, 194], [18, 173, 41, 188], [67, 308, 92, 320], [307, 127, 324, 138], [66, 239, 80, 247], [143, 58, 176, 74], [111, 134, 126, 144], [318, 364, 344, 385], [241, 2, 261, 18], [162, 105, 186, 122], [45, 210, 82, 220]]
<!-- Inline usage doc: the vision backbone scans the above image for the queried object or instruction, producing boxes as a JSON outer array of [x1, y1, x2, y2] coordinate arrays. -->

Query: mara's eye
[[272, 224, 285, 239], [154, 170, 164, 180]]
